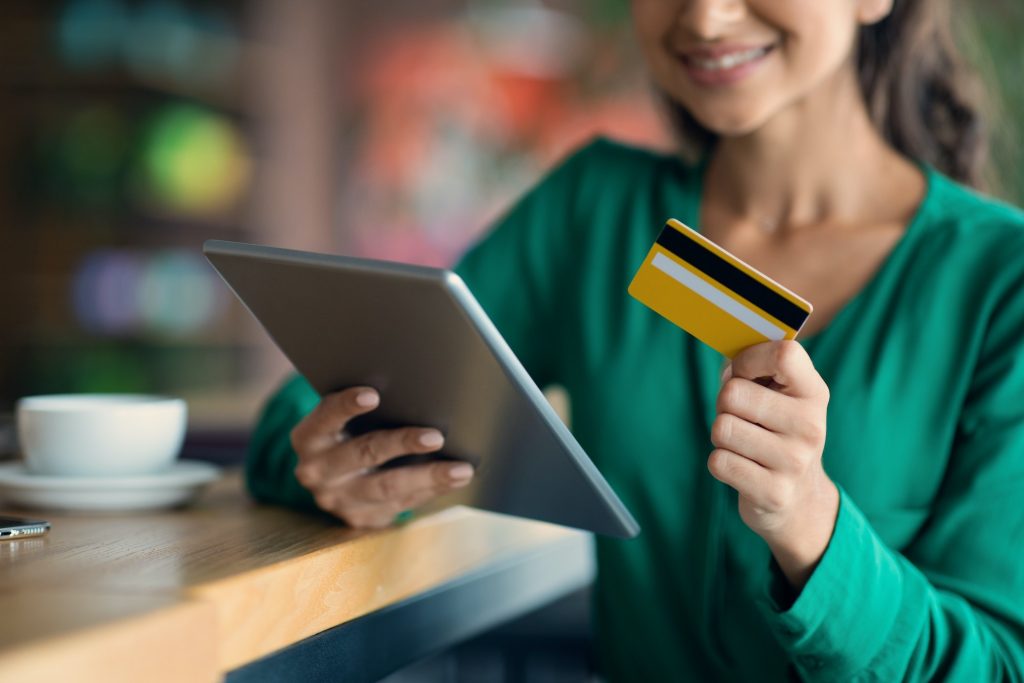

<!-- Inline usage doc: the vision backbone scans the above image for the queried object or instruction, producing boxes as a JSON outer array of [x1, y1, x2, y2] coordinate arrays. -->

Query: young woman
[[247, 0, 1024, 679]]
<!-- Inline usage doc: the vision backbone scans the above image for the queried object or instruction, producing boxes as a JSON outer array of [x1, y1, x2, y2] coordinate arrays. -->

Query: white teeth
[[691, 47, 768, 71]]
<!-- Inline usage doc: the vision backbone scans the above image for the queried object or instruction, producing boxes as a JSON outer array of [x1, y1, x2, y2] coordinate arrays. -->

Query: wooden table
[[0, 468, 593, 682]]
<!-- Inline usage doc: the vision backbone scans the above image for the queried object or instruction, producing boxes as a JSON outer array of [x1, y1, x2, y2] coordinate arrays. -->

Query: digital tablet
[[204, 240, 640, 538]]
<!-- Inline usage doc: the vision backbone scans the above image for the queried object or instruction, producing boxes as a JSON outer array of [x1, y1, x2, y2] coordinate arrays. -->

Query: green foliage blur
[[958, 1, 1024, 204]]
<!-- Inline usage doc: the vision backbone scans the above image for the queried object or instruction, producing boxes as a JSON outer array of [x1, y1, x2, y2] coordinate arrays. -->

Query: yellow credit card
[[628, 218, 813, 358]]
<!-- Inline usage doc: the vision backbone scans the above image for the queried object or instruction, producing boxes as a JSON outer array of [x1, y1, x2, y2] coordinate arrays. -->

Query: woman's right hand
[[290, 386, 474, 529]]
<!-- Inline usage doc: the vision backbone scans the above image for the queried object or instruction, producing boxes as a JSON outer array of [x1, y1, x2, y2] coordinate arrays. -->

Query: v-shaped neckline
[[676, 156, 937, 352]]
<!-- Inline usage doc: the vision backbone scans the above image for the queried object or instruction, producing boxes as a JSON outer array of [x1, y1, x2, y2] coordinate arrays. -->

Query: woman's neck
[[705, 64, 923, 234]]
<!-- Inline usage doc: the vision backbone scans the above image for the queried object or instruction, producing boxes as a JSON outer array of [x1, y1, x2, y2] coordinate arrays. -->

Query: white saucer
[[0, 460, 221, 512]]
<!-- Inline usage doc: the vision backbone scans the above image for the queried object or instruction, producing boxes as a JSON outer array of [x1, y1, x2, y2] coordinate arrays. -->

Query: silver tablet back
[[205, 240, 640, 538]]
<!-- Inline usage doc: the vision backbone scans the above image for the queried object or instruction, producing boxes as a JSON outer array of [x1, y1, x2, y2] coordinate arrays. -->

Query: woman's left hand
[[710, 340, 839, 591]]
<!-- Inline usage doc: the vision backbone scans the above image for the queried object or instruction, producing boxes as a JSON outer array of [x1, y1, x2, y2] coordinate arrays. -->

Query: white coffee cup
[[16, 394, 188, 477]]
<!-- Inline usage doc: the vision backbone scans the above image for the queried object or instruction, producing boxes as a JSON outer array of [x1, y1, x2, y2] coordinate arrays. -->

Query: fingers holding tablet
[[359, 460, 474, 506], [339, 427, 447, 477], [290, 386, 379, 455], [290, 387, 475, 528]]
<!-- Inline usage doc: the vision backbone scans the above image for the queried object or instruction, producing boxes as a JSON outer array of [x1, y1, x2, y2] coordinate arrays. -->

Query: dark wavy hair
[[664, 0, 989, 189]]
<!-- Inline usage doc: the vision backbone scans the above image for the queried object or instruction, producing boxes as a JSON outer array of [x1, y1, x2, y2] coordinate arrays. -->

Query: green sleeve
[[245, 373, 320, 511], [453, 142, 599, 389], [758, 258, 1024, 680], [245, 141, 599, 509]]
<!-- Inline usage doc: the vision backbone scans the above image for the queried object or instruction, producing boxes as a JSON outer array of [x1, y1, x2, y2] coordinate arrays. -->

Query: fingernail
[[448, 463, 474, 483], [356, 390, 378, 407], [419, 431, 444, 448], [720, 363, 732, 384]]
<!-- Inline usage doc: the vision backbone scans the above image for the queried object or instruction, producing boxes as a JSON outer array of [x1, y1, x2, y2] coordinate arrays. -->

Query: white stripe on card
[[651, 252, 786, 341]]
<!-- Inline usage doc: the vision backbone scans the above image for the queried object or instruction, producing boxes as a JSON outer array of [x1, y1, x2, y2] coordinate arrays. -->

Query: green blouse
[[247, 139, 1024, 681]]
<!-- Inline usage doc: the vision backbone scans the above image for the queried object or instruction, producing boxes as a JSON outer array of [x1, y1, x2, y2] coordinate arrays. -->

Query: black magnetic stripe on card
[[655, 225, 808, 330]]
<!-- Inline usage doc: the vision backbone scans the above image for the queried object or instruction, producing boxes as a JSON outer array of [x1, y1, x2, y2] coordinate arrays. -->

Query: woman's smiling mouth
[[677, 44, 776, 86]]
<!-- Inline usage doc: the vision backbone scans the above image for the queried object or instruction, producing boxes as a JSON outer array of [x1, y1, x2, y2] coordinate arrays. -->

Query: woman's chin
[[687, 107, 772, 139]]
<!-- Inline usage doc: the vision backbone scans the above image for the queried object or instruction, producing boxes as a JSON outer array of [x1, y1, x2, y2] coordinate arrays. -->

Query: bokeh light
[[57, 0, 240, 88], [56, 0, 128, 70], [139, 104, 251, 216], [137, 250, 225, 336], [72, 250, 145, 334], [72, 249, 226, 337], [59, 105, 129, 205]]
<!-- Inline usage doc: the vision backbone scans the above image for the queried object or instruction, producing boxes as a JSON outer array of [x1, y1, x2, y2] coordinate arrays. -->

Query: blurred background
[[0, 0, 1021, 449]]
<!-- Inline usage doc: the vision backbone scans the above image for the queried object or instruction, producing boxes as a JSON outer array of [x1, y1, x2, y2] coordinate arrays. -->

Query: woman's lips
[[677, 45, 775, 87]]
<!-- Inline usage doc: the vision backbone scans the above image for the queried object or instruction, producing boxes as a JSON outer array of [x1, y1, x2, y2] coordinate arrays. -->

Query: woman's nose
[[676, 0, 747, 40]]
